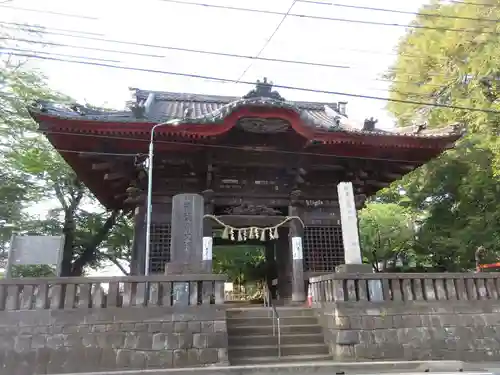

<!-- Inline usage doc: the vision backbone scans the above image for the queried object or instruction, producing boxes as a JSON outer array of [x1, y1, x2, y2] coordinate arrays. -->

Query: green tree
[[0, 29, 133, 276], [384, 0, 500, 270], [359, 203, 417, 272], [213, 245, 266, 284]]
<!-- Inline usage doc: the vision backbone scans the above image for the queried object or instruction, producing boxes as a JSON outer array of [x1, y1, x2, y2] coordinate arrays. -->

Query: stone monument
[[168, 193, 205, 271], [166, 193, 210, 305]]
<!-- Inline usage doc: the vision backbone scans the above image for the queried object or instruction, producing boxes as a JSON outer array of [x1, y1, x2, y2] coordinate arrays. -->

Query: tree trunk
[[59, 211, 76, 277], [70, 210, 120, 276]]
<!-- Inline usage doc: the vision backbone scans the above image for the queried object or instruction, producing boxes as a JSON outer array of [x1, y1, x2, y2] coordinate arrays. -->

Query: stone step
[[229, 353, 333, 366], [226, 307, 315, 319], [230, 354, 332, 366], [227, 323, 323, 336], [228, 333, 325, 347], [229, 343, 329, 360], [227, 316, 319, 327]]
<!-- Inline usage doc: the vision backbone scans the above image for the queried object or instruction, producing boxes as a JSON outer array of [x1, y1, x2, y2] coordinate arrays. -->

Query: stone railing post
[[309, 272, 500, 304], [0, 274, 227, 311]]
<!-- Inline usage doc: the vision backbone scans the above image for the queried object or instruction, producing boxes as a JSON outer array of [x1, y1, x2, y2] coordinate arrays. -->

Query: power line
[[0, 47, 122, 63], [41, 131, 442, 164], [9, 51, 500, 114], [0, 21, 104, 37], [3, 37, 169, 59], [297, 0, 500, 23], [3, 42, 441, 93], [36, 148, 141, 157], [237, 0, 297, 82], [1, 22, 452, 62], [3, 22, 454, 70], [158, 0, 500, 35], [0, 32, 351, 70], [1, 31, 452, 80], [4, 44, 440, 95], [8, 30, 451, 64], [0, 4, 98, 20]]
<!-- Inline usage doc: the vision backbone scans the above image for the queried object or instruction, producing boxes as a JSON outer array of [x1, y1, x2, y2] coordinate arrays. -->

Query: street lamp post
[[144, 122, 170, 276]]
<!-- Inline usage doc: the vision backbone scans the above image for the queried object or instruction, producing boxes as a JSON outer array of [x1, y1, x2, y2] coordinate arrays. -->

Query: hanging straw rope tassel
[[203, 214, 305, 242]]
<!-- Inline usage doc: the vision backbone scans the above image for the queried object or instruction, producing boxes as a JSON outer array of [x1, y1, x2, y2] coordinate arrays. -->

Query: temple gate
[[30, 78, 462, 304]]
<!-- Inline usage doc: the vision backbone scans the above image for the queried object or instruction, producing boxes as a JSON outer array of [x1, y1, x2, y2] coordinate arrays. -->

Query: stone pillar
[[289, 194, 305, 303], [202, 190, 214, 273], [165, 193, 206, 305], [337, 182, 372, 274], [166, 193, 205, 273], [337, 181, 362, 265]]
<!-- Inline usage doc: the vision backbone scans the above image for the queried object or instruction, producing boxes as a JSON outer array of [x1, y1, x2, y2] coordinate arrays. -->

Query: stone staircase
[[226, 307, 331, 365]]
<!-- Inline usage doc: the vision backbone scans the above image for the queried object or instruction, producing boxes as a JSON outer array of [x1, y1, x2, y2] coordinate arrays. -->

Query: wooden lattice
[[303, 226, 344, 272], [149, 223, 171, 274]]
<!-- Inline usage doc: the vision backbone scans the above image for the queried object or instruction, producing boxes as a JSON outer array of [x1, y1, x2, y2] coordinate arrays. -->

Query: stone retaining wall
[[317, 301, 500, 361], [311, 272, 500, 362], [0, 274, 228, 374], [0, 306, 228, 374]]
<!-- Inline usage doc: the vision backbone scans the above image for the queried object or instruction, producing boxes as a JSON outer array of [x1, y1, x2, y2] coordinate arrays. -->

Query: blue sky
[[2, 0, 427, 129]]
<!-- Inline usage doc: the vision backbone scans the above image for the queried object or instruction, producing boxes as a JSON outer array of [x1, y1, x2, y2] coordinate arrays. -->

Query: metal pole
[[144, 122, 168, 276]]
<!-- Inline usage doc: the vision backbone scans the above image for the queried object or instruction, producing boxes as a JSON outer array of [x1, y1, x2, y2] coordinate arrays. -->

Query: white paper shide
[[292, 236, 303, 260], [202, 236, 213, 261]]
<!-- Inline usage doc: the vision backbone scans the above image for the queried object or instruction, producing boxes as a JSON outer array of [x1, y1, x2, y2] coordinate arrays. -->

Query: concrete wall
[[0, 306, 228, 375]]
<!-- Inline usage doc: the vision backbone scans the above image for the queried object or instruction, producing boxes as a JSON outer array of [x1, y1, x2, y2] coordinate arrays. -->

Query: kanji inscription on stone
[[168, 194, 204, 304], [170, 193, 204, 264], [337, 182, 362, 264]]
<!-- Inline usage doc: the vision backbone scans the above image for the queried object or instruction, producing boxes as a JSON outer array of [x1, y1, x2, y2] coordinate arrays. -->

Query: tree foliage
[[212, 245, 266, 284], [381, 0, 500, 271], [359, 203, 416, 272], [0, 29, 133, 276]]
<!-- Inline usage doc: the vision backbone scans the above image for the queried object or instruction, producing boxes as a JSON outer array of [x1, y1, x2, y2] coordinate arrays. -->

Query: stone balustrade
[[0, 274, 226, 311], [309, 272, 499, 303], [0, 274, 229, 374]]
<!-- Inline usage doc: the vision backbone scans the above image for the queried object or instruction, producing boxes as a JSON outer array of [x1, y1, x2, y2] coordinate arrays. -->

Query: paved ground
[[59, 360, 494, 375], [469, 363, 500, 373]]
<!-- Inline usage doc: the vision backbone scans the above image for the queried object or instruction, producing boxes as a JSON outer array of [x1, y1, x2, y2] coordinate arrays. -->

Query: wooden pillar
[[276, 227, 291, 304], [289, 191, 305, 303], [133, 205, 146, 275], [265, 241, 277, 299]]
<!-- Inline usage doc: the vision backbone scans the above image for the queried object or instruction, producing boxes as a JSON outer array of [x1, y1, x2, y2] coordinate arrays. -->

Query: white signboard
[[337, 182, 362, 264], [292, 236, 303, 260], [202, 236, 213, 261], [6, 235, 65, 278]]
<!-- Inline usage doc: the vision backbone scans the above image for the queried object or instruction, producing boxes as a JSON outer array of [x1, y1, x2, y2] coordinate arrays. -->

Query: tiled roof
[[32, 79, 465, 139]]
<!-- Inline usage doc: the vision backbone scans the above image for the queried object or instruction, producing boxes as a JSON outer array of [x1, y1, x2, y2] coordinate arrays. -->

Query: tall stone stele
[[165, 193, 213, 305], [165, 193, 210, 274]]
